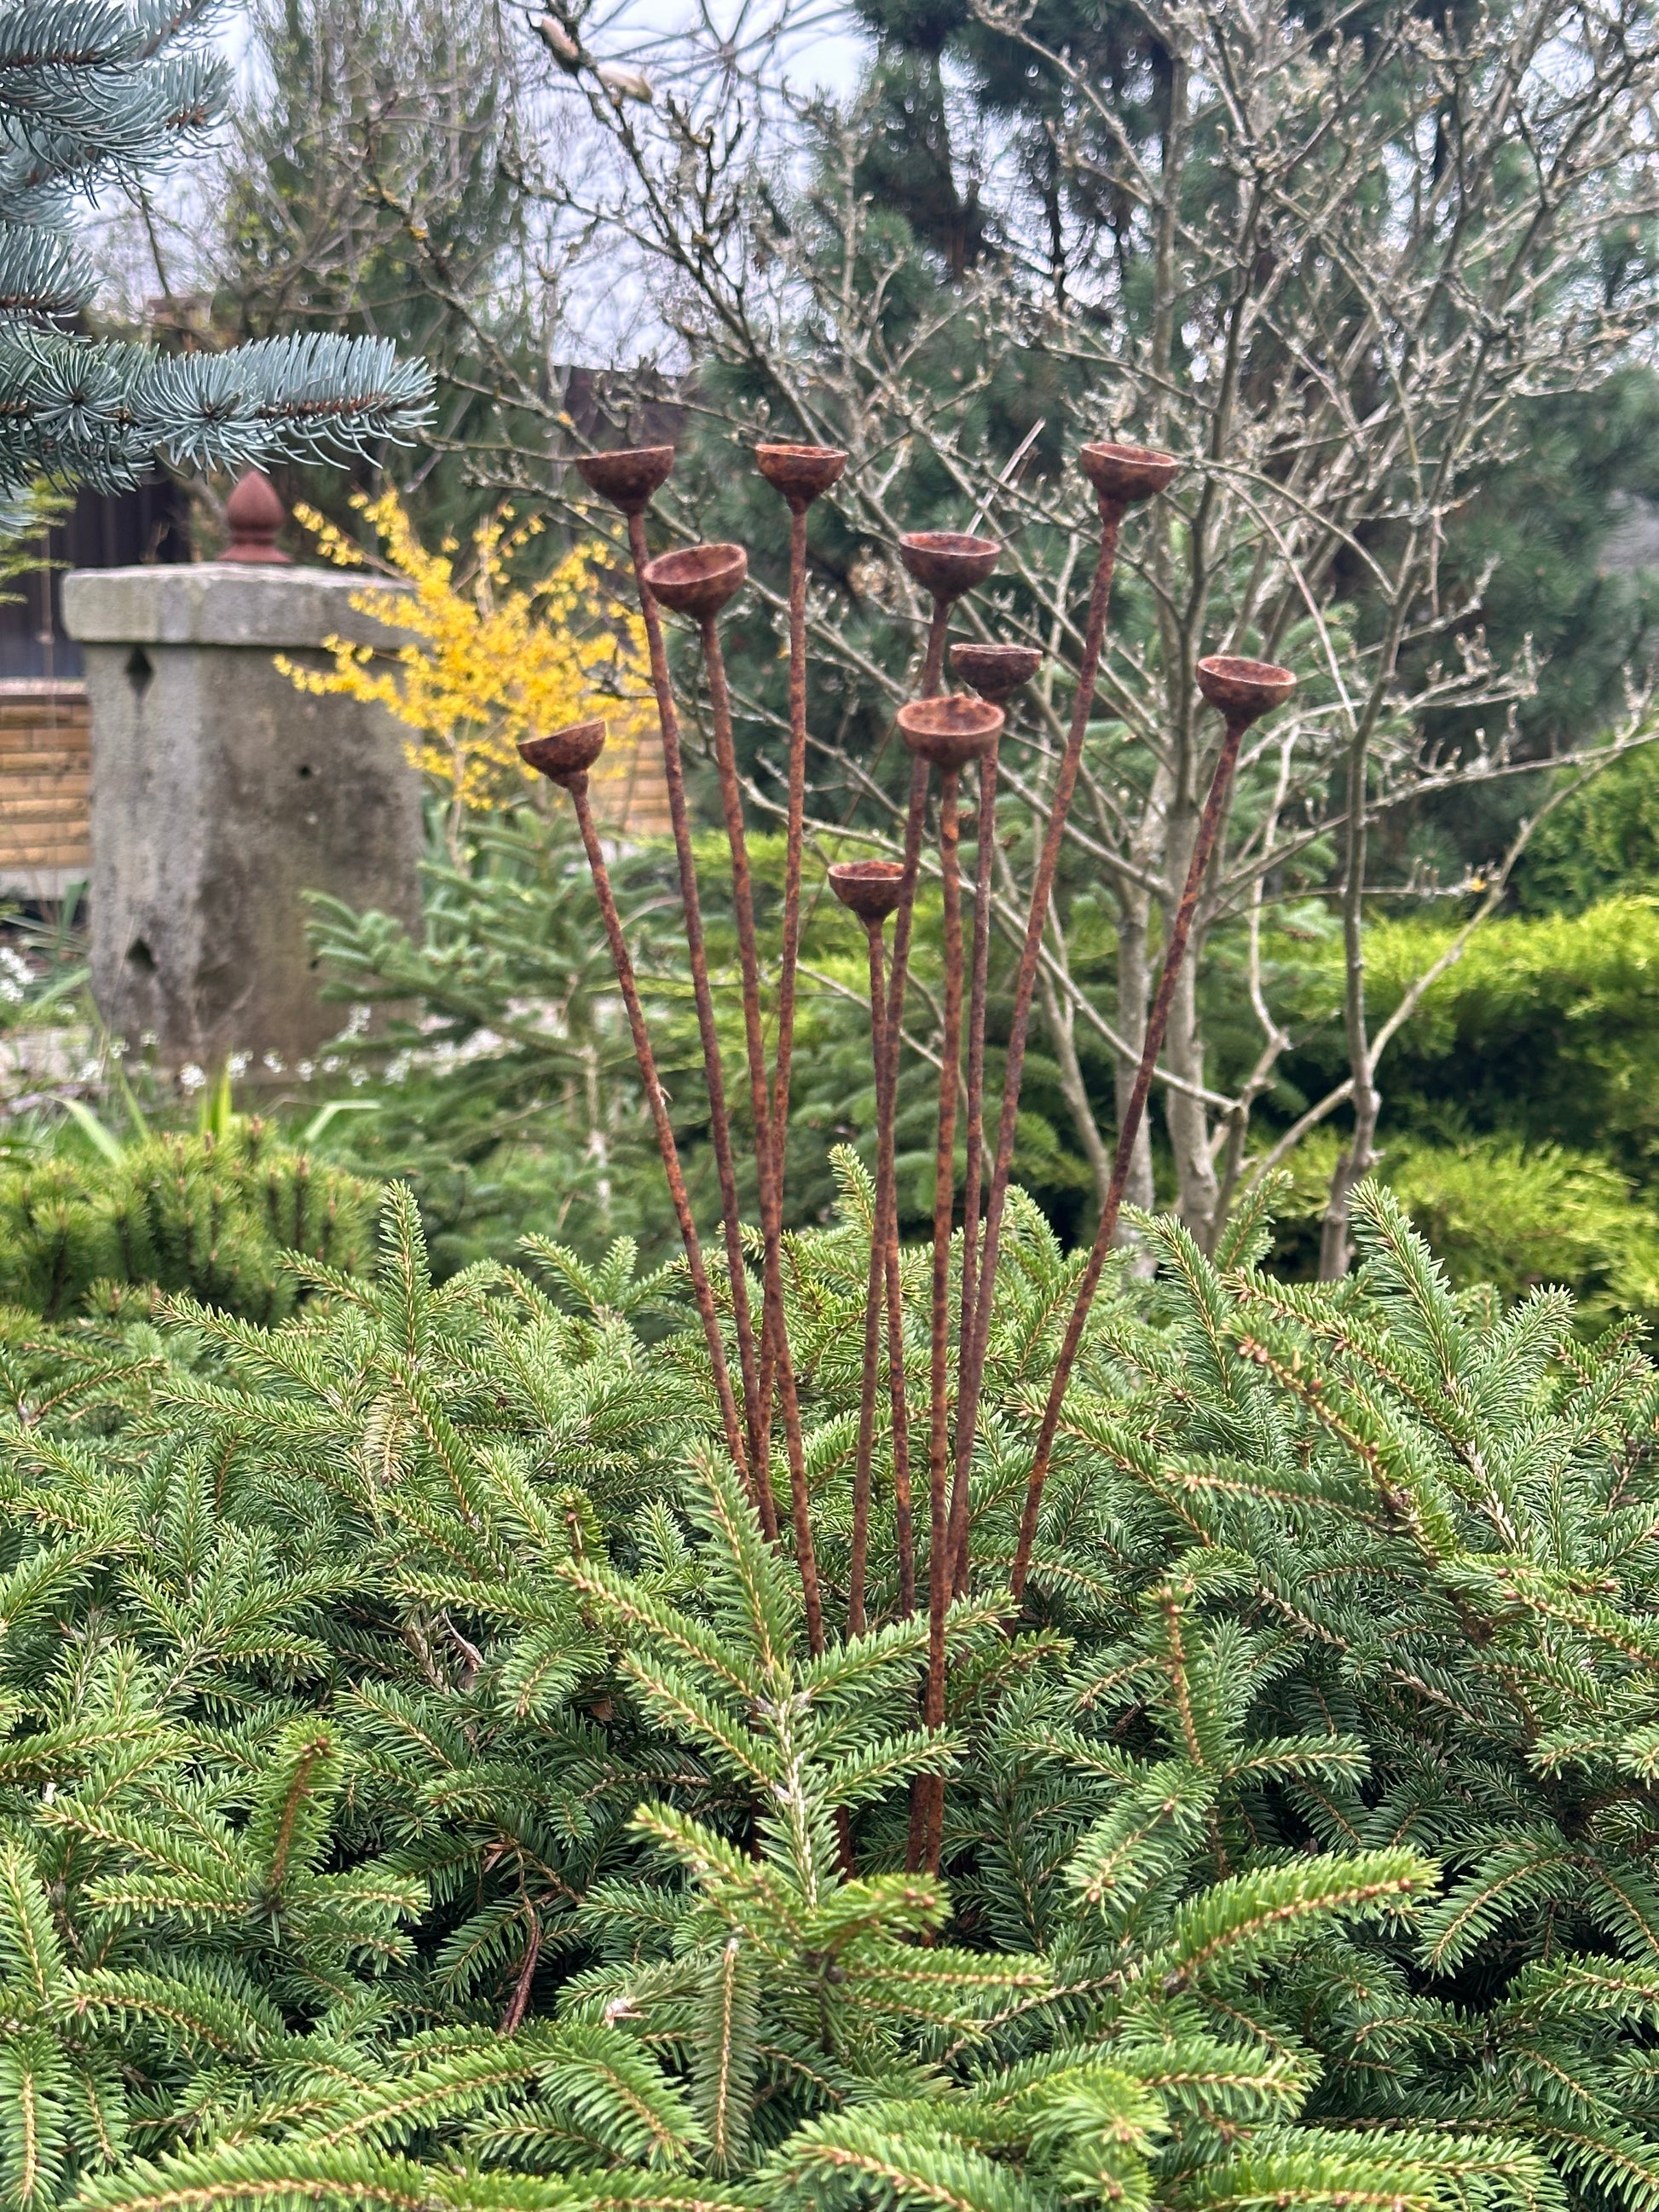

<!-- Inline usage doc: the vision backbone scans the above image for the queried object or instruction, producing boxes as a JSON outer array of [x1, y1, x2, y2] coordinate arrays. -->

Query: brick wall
[[0, 683, 90, 897]]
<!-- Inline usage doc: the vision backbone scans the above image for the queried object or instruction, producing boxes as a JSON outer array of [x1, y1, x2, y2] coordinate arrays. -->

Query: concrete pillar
[[62, 540, 421, 1072]]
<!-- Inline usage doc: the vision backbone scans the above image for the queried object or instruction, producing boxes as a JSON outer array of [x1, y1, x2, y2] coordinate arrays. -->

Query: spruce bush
[[0, 1121, 377, 1321], [0, 1177, 1656, 2212]]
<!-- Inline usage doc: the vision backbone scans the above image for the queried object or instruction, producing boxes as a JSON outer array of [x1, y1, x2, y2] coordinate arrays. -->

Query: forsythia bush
[[2, 1173, 1659, 2212], [279, 494, 648, 837]]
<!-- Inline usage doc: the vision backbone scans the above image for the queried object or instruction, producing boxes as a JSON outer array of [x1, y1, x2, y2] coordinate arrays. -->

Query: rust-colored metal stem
[[872, 586, 951, 1614], [699, 613, 826, 1655], [771, 502, 810, 1150], [882, 1097, 916, 1626], [1009, 713, 1249, 1600], [954, 499, 1125, 1525], [848, 917, 888, 1637], [625, 514, 772, 1533], [948, 737, 999, 1594], [875, 754, 929, 1618], [754, 505, 812, 1512], [920, 600, 951, 701], [917, 770, 964, 1874], [565, 773, 752, 1490]]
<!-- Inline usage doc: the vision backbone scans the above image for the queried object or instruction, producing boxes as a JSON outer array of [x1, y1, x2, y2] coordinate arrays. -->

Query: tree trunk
[[1319, 1069, 1379, 1279], [1041, 970, 1111, 1207]]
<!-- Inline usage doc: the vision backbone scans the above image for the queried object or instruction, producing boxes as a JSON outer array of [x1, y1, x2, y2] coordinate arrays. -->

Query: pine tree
[[0, 0, 431, 506]]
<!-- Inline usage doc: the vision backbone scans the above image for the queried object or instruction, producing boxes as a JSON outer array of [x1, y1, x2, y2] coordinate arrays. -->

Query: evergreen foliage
[[0, 1120, 376, 1320], [0, 0, 431, 496], [2, 1175, 1659, 2212]]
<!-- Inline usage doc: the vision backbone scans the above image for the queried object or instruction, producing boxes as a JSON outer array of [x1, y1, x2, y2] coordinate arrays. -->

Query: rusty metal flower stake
[[642, 537, 826, 1655], [829, 858, 910, 1636], [574, 451, 773, 1539], [1008, 652, 1297, 1601], [538, 437, 1292, 1878], [516, 718, 753, 1487]]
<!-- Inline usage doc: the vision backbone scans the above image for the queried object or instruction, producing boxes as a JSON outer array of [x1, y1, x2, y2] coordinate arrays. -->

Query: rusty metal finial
[[897, 693, 1003, 772], [899, 530, 1001, 603], [950, 642, 1042, 703], [641, 541, 748, 620], [518, 718, 607, 788], [1196, 654, 1298, 724], [575, 445, 676, 514], [829, 858, 906, 923], [1078, 441, 1180, 504], [756, 442, 847, 511]]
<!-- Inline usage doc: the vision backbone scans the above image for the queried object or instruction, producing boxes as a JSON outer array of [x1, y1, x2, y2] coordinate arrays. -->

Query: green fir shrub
[[0, 1180, 1656, 2212], [0, 1119, 378, 1322]]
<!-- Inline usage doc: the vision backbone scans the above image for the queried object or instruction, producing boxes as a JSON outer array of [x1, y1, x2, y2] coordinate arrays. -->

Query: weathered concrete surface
[[62, 562, 422, 1071]]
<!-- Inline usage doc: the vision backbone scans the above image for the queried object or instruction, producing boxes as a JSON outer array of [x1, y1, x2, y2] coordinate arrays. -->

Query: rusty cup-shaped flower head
[[519, 719, 608, 788], [950, 642, 1043, 703], [898, 531, 1000, 604], [1196, 654, 1297, 728], [1079, 442, 1180, 506], [897, 693, 1005, 774], [641, 542, 749, 621], [829, 858, 907, 925], [756, 443, 847, 510], [575, 446, 675, 515]]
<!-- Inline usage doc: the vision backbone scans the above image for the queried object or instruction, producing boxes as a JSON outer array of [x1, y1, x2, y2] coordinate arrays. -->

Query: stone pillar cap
[[62, 563, 412, 650]]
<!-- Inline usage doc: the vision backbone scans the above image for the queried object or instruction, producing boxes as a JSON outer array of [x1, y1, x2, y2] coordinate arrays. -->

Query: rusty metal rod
[[771, 498, 810, 1155], [882, 1090, 916, 1625], [951, 497, 1125, 1534], [919, 768, 964, 1874], [1009, 710, 1250, 1601], [751, 505, 811, 1490], [870, 590, 979, 1624], [920, 600, 951, 701], [564, 771, 754, 1492], [625, 512, 772, 1533], [875, 754, 929, 1618], [698, 610, 827, 1655], [848, 914, 888, 1637], [948, 736, 999, 1593]]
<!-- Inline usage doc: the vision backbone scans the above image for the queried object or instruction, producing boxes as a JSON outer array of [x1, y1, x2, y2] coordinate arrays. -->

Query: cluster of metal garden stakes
[[520, 438, 1294, 1875]]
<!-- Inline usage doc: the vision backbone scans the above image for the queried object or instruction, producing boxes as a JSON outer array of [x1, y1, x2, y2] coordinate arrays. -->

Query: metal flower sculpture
[[523, 441, 1295, 1871]]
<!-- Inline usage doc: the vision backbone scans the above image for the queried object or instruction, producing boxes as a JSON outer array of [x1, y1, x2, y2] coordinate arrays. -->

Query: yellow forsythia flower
[[277, 491, 647, 818]]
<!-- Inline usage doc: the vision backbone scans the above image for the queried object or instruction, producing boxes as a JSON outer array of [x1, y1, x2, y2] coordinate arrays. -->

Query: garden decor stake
[[876, 533, 1001, 1541], [1009, 653, 1297, 1602], [643, 539, 827, 1657], [894, 696, 1003, 1874], [946, 642, 1043, 1591], [830, 858, 910, 1635], [755, 445, 847, 1156], [517, 719, 754, 1493], [754, 448, 848, 1495], [954, 443, 1179, 1589], [575, 449, 774, 1533]]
